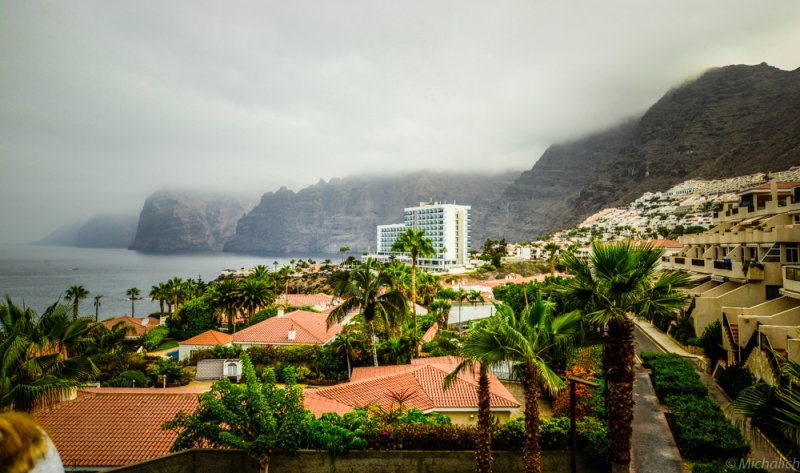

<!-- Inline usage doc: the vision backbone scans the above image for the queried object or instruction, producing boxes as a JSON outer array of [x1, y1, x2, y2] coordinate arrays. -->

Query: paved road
[[634, 324, 665, 356]]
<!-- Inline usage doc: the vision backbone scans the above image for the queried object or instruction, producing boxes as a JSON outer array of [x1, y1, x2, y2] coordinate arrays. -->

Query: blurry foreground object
[[0, 412, 63, 473]]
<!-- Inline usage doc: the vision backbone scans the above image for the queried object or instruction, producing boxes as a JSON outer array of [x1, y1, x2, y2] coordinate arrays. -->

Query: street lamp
[[567, 376, 600, 473]]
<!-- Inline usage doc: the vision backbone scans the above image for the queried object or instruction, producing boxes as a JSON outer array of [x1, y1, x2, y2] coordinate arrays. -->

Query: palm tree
[[0, 296, 98, 412], [475, 298, 583, 473], [326, 258, 408, 367], [250, 265, 271, 282], [429, 298, 452, 334], [150, 283, 168, 319], [339, 246, 350, 263], [543, 242, 560, 276], [276, 265, 293, 302], [444, 322, 502, 473], [125, 287, 141, 318], [329, 325, 365, 380], [391, 228, 437, 337], [90, 320, 135, 354], [240, 279, 276, 324], [559, 241, 692, 470], [416, 272, 442, 308], [64, 285, 89, 321], [93, 295, 103, 322], [212, 279, 244, 332], [166, 277, 185, 312]]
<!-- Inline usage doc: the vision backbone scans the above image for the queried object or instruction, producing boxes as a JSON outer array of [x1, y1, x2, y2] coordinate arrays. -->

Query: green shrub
[[250, 306, 278, 326], [645, 352, 708, 399], [169, 328, 203, 341], [665, 395, 750, 461], [141, 326, 170, 351], [699, 321, 725, 370], [306, 412, 369, 455], [106, 370, 148, 387], [717, 364, 755, 400], [211, 344, 244, 359], [180, 297, 217, 331]]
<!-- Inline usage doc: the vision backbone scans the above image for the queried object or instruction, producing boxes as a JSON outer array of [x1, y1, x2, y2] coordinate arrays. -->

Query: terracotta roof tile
[[421, 323, 438, 343], [36, 392, 199, 468], [178, 330, 231, 346], [308, 361, 519, 418], [231, 310, 341, 345], [94, 316, 160, 337], [303, 391, 353, 417], [276, 293, 335, 308], [744, 181, 800, 191]]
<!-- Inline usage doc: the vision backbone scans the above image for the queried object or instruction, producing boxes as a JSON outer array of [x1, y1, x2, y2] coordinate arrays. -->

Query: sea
[[0, 245, 343, 320]]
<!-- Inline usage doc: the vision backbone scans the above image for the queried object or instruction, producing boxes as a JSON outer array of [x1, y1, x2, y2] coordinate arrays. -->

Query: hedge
[[691, 461, 769, 473], [642, 352, 751, 463]]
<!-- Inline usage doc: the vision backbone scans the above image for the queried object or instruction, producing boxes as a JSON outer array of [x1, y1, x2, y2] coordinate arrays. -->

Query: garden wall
[[106, 448, 599, 473]]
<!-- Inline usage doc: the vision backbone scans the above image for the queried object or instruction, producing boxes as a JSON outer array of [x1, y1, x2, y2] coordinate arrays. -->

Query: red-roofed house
[[304, 358, 519, 425], [231, 310, 342, 348], [95, 315, 162, 339], [178, 330, 232, 360], [36, 390, 200, 470], [275, 293, 336, 310]]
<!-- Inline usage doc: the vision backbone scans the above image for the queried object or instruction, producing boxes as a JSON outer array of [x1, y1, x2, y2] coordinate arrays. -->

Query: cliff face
[[482, 119, 638, 242], [129, 190, 253, 251], [567, 63, 800, 226], [223, 172, 516, 253], [75, 214, 138, 248], [34, 221, 83, 246]]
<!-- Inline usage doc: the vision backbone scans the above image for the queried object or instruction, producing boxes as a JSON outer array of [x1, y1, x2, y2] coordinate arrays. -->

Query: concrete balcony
[[728, 297, 800, 349], [710, 260, 765, 282], [694, 282, 766, 334]]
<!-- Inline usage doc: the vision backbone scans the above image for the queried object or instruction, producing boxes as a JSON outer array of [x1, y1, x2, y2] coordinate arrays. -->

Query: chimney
[[288, 324, 296, 341], [770, 180, 778, 203], [277, 308, 284, 318]]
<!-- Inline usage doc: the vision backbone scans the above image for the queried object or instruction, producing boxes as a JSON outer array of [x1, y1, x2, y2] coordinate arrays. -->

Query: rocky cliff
[[129, 190, 254, 251], [223, 172, 516, 253], [75, 214, 138, 248], [34, 221, 83, 246]]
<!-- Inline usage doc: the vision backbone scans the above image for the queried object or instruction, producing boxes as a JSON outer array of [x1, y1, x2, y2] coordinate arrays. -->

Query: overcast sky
[[1, 1, 799, 243]]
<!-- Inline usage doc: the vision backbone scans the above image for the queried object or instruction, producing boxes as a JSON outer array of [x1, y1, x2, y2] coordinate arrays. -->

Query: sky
[[1, 1, 799, 244]]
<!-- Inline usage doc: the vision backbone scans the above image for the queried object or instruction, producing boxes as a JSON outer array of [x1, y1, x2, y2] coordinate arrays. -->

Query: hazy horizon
[[2, 1, 800, 243]]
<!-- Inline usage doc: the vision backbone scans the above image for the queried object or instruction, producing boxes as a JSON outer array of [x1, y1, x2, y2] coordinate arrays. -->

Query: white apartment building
[[366, 201, 472, 271]]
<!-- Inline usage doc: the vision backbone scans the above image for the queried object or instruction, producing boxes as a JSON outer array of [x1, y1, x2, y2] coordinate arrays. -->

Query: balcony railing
[[692, 259, 705, 267], [675, 257, 685, 264], [714, 261, 732, 270]]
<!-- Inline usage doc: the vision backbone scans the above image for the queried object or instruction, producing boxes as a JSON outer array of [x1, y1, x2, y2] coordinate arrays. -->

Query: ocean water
[[0, 245, 342, 320]]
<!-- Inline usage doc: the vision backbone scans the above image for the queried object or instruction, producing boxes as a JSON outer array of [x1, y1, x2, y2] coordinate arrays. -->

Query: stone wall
[[106, 449, 599, 473]]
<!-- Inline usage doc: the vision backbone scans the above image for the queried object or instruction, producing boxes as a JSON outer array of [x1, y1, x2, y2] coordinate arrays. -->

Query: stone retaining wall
[[107, 449, 598, 473]]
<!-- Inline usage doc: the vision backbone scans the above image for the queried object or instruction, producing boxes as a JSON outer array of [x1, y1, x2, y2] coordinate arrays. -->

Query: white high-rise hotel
[[368, 201, 471, 271]]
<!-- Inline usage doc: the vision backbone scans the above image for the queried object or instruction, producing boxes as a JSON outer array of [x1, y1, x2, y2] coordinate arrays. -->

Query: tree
[[166, 277, 184, 313], [211, 279, 244, 332], [657, 226, 671, 239], [473, 298, 583, 473], [163, 355, 308, 473], [443, 321, 503, 473], [326, 258, 408, 366], [276, 265, 293, 301], [93, 295, 103, 322], [391, 228, 437, 337], [90, 320, 134, 354], [329, 325, 366, 380], [543, 242, 560, 277], [0, 297, 97, 412], [150, 283, 168, 319], [429, 299, 452, 334], [240, 279, 276, 324], [480, 238, 507, 267], [249, 265, 272, 283], [559, 241, 691, 470], [125, 287, 141, 318], [339, 246, 350, 263], [64, 285, 89, 321], [180, 297, 218, 331]]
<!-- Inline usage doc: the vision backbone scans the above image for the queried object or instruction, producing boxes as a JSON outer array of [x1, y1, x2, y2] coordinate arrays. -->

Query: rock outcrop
[[223, 172, 516, 253], [34, 221, 83, 246], [129, 190, 253, 251], [75, 214, 138, 248]]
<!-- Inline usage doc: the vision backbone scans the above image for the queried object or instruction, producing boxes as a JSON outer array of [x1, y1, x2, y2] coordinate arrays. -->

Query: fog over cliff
[[2, 1, 800, 243]]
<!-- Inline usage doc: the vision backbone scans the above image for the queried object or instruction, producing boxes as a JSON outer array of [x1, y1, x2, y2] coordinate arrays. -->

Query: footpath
[[634, 319, 796, 472]]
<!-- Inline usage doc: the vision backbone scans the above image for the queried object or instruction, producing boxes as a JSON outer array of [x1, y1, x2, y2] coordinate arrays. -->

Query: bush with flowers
[[553, 347, 604, 420]]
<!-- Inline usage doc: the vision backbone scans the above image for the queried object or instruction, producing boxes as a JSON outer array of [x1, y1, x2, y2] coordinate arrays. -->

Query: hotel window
[[766, 285, 782, 301], [794, 215, 800, 225], [787, 243, 799, 264]]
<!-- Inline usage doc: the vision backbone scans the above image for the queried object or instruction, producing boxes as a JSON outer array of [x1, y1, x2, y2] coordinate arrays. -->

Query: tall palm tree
[[249, 265, 271, 282], [0, 296, 98, 412], [443, 323, 501, 473], [93, 295, 103, 322], [125, 287, 141, 317], [89, 320, 135, 354], [64, 285, 89, 321], [150, 283, 167, 319], [391, 228, 437, 337], [484, 298, 582, 473], [339, 246, 350, 263], [166, 277, 184, 312], [326, 258, 408, 367], [329, 325, 365, 380], [559, 241, 691, 470], [240, 279, 276, 324], [416, 272, 442, 308], [543, 242, 560, 276]]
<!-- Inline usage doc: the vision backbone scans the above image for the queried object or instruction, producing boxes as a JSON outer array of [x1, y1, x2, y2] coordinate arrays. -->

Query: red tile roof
[[744, 181, 800, 191], [421, 323, 439, 343], [95, 316, 160, 337], [231, 310, 342, 345], [179, 330, 231, 346], [305, 360, 519, 418], [633, 239, 684, 249], [276, 293, 335, 308], [303, 391, 353, 417], [36, 392, 199, 468]]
